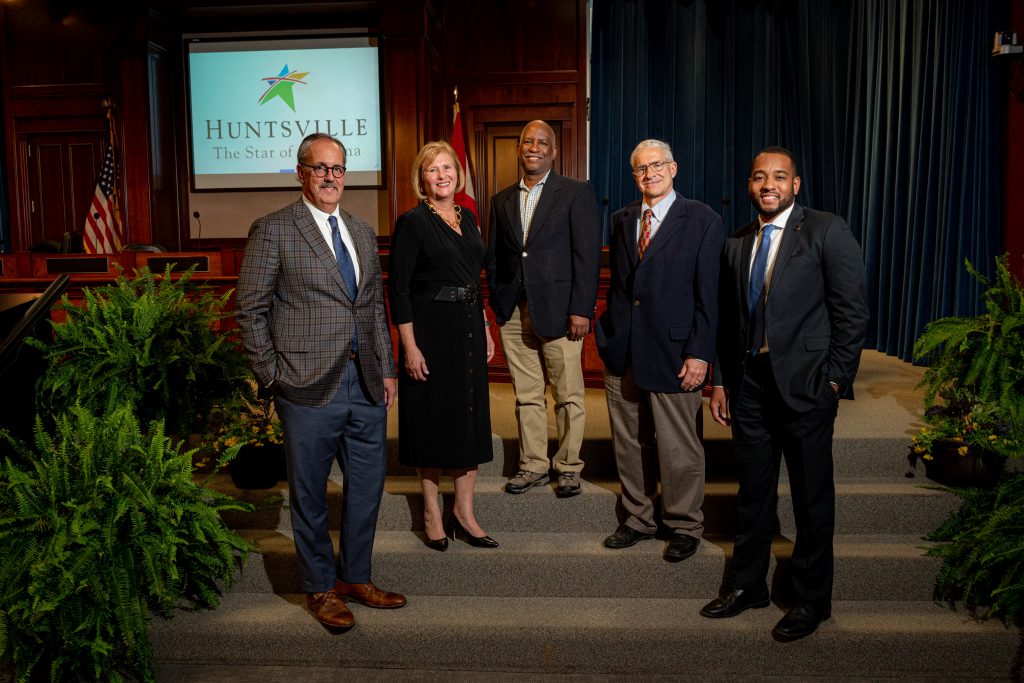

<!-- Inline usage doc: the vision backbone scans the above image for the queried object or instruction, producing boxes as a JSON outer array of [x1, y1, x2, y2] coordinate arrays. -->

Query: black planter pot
[[923, 439, 1005, 487], [229, 443, 286, 489]]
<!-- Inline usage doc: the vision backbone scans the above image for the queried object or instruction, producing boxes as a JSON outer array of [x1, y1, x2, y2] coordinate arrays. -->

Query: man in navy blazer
[[595, 139, 723, 561], [237, 133, 405, 630], [701, 147, 868, 642], [487, 120, 602, 498]]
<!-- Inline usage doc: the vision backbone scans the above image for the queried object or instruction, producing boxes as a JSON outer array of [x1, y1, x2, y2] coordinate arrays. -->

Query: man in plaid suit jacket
[[236, 133, 404, 630]]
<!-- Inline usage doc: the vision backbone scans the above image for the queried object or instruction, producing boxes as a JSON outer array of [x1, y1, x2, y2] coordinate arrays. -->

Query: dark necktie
[[329, 215, 358, 351], [638, 208, 653, 259], [748, 223, 776, 354]]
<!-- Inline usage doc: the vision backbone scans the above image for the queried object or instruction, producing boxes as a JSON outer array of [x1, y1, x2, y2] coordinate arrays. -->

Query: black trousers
[[729, 353, 839, 608]]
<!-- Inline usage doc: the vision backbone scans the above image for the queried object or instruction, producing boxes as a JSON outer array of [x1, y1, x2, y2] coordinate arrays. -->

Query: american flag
[[83, 142, 123, 253]]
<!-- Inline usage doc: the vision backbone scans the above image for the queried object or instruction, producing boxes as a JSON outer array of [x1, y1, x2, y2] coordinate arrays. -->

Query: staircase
[[153, 353, 1021, 680]]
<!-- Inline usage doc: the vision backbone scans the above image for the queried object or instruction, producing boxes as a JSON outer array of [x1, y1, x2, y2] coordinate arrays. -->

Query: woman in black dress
[[389, 141, 497, 551]]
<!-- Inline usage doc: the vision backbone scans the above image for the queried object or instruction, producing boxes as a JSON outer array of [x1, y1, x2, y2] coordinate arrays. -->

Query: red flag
[[451, 102, 478, 221], [83, 111, 123, 254]]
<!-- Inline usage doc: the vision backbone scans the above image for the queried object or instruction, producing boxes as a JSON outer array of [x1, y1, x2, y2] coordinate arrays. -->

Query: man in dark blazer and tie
[[487, 120, 602, 498], [237, 133, 405, 630], [702, 147, 869, 641], [595, 139, 723, 562]]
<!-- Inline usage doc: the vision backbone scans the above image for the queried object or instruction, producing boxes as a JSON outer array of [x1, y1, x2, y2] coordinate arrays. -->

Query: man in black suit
[[595, 139, 723, 562], [701, 147, 868, 641], [487, 120, 601, 498]]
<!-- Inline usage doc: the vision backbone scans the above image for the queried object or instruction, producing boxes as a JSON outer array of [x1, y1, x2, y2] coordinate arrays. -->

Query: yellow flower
[[988, 434, 998, 441], [957, 446, 969, 456], [923, 454, 933, 461], [913, 446, 926, 454]]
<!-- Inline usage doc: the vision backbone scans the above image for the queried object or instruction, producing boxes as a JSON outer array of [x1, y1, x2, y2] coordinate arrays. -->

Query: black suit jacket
[[713, 204, 869, 411], [596, 193, 724, 393], [486, 172, 602, 338]]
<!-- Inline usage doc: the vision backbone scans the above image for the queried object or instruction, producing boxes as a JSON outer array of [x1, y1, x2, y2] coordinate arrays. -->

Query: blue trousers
[[275, 363, 388, 592]]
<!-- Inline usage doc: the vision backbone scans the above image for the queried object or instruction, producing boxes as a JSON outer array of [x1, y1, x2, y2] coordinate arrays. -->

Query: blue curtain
[[590, 0, 1007, 360]]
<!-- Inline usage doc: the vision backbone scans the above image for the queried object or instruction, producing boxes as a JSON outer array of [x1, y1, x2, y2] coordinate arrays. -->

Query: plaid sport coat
[[236, 199, 396, 408]]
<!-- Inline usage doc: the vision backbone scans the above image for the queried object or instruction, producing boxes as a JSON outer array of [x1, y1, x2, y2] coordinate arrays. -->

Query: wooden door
[[24, 132, 105, 248]]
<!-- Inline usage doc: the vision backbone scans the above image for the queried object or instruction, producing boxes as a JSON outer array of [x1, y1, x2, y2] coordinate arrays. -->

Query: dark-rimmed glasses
[[300, 162, 347, 178]]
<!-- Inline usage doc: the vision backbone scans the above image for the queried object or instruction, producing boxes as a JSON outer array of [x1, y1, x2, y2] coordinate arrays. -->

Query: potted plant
[[206, 384, 286, 489], [0, 405, 253, 682], [28, 264, 251, 437], [926, 472, 1024, 626], [910, 254, 1024, 484], [908, 386, 1011, 486]]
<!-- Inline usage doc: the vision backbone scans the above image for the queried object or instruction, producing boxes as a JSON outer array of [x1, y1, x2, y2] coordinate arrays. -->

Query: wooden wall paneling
[[0, 1, 118, 89], [383, 39, 424, 232], [382, 34, 443, 231], [120, 55, 154, 248], [442, 0, 582, 76]]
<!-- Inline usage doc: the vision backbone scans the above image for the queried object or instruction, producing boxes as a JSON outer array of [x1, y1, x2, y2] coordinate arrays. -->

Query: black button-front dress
[[388, 202, 493, 469]]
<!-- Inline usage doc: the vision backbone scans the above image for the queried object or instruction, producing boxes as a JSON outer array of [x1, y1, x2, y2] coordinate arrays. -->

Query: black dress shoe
[[664, 534, 700, 562], [603, 524, 655, 549], [448, 517, 499, 548], [772, 604, 831, 642], [699, 587, 771, 618]]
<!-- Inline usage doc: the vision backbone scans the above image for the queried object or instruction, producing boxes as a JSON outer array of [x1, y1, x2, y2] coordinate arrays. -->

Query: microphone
[[193, 210, 202, 250]]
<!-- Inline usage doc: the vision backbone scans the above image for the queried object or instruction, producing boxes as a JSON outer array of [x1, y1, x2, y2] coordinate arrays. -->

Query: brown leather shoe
[[306, 591, 355, 629], [334, 580, 407, 609]]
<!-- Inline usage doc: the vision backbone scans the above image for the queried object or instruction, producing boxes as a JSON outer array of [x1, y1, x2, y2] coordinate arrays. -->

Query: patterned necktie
[[637, 208, 653, 259], [748, 223, 776, 354], [329, 215, 358, 351]]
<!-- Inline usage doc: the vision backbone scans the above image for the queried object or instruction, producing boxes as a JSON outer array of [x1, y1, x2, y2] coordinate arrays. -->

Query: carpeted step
[[382, 430, 918, 481], [151, 594, 1017, 679], [215, 475, 957, 537], [227, 529, 941, 602]]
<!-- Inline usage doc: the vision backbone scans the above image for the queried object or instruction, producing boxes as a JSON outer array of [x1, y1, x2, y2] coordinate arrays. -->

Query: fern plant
[[0, 405, 253, 682], [28, 265, 251, 436], [926, 473, 1024, 626], [912, 254, 1024, 458]]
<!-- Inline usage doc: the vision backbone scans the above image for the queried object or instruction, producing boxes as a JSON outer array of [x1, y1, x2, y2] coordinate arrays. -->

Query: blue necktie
[[329, 215, 358, 300], [329, 215, 358, 351], [748, 223, 776, 354]]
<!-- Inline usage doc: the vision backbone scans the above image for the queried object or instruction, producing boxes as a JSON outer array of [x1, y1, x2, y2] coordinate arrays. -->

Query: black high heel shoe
[[448, 517, 499, 548], [423, 534, 448, 552]]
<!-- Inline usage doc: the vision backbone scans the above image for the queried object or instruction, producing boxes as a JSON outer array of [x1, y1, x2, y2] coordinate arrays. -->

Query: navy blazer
[[486, 172, 602, 339], [713, 204, 869, 411], [596, 193, 724, 393]]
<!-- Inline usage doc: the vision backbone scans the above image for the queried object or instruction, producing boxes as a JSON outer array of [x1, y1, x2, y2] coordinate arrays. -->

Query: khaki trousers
[[604, 367, 705, 537], [499, 301, 586, 474]]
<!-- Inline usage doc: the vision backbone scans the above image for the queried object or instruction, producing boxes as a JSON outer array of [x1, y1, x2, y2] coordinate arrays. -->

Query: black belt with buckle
[[431, 285, 478, 303]]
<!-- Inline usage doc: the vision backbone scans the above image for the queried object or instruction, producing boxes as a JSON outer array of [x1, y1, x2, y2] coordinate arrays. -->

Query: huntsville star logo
[[258, 64, 310, 112]]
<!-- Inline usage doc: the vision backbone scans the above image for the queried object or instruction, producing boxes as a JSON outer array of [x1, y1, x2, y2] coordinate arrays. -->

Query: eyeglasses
[[632, 160, 672, 177], [300, 162, 347, 178]]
